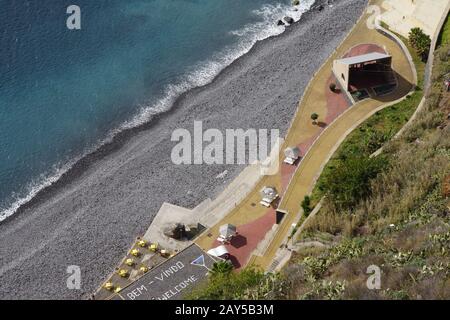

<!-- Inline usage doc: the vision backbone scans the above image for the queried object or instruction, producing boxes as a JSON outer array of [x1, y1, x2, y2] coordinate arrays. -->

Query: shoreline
[[0, 0, 317, 224], [0, 0, 368, 299]]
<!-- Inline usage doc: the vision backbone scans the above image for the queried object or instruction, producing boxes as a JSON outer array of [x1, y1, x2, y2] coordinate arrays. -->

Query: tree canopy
[[409, 27, 431, 61]]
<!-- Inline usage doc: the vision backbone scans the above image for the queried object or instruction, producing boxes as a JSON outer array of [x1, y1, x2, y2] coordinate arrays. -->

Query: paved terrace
[[195, 0, 416, 270], [380, 0, 449, 38], [110, 244, 215, 300]]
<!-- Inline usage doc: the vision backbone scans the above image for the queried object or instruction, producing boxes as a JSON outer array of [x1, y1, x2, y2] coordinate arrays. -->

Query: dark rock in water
[[283, 16, 294, 25], [277, 19, 285, 26]]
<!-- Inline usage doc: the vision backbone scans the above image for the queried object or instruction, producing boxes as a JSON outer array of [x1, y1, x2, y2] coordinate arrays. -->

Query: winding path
[[196, 0, 417, 270]]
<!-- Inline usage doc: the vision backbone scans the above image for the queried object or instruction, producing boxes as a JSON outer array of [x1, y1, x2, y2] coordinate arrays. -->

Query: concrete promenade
[[196, 0, 417, 270]]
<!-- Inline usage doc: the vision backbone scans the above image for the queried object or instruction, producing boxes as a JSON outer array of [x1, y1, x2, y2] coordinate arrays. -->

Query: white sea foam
[[0, 162, 73, 221], [121, 0, 315, 130], [0, 0, 316, 222]]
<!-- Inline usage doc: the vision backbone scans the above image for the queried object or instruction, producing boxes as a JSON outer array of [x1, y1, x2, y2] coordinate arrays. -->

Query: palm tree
[[408, 27, 431, 61], [210, 260, 233, 276], [311, 113, 319, 125]]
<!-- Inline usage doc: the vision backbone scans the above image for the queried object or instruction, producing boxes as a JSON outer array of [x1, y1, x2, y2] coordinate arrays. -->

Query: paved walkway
[[196, 0, 416, 270], [381, 0, 449, 38]]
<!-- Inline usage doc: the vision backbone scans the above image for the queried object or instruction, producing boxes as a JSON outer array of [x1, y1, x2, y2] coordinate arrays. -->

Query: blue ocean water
[[0, 0, 314, 220]]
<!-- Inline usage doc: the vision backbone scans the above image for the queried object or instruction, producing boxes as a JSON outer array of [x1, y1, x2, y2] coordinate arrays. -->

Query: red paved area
[[281, 75, 350, 189], [325, 76, 351, 123], [343, 43, 386, 58], [280, 135, 316, 189], [212, 209, 276, 269]]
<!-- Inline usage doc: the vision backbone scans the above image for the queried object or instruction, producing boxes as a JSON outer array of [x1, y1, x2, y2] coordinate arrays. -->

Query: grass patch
[[437, 13, 450, 46], [320, 154, 388, 210]]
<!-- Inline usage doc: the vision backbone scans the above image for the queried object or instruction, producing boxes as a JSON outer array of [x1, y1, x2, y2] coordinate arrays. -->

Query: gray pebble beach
[[0, 0, 367, 299]]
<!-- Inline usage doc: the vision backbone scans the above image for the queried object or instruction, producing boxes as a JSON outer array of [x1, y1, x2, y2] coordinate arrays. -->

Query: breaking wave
[[0, 0, 316, 222]]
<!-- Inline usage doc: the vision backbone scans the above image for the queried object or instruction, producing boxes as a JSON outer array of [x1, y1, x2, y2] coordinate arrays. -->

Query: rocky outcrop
[[283, 16, 294, 25]]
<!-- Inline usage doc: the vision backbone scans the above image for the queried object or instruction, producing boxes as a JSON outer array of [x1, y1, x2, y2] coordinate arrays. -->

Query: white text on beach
[[171, 121, 280, 168]]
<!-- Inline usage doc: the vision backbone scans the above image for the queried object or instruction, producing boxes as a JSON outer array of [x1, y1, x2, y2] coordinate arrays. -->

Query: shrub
[[439, 50, 448, 62], [301, 195, 312, 217], [321, 155, 388, 210], [210, 260, 234, 276], [188, 266, 265, 300], [364, 130, 391, 154], [300, 280, 347, 300]]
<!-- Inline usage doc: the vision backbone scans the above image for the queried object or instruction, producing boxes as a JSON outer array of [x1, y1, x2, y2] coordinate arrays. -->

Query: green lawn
[[437, 13, 450, 46]]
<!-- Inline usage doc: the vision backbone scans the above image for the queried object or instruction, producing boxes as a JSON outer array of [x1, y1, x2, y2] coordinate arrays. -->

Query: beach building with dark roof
[[333, 52, 396, 98]]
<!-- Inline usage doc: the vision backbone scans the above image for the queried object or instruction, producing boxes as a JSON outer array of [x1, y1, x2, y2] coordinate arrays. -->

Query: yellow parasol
[[118, 269, 129, 278], [137, 240, 147, 247], [139, 265, 149, 273], [149, 243, 158, 252], [104, 282, 114, 291], [125, 258, 134, 266]]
